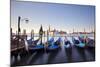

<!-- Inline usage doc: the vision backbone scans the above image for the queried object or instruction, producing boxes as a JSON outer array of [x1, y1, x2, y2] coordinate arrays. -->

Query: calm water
[[11, 33, 95, 66]]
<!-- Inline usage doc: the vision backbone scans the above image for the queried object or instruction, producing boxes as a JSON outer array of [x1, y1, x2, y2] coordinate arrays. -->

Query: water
[[11, 33, 95, 66]]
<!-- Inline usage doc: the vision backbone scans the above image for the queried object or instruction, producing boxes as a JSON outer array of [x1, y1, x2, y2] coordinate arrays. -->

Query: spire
[[39, 24, 43, 35], [39, 25, 43, 45], [31, 29, 34, 40], [49, 25, 50, 32]]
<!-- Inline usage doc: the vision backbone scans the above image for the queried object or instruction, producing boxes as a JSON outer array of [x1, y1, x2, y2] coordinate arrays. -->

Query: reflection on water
[[65, 48, 72, 62]]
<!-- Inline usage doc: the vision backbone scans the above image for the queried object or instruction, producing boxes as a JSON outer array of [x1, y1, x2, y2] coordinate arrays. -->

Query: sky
[[11, 0, 95, 33]]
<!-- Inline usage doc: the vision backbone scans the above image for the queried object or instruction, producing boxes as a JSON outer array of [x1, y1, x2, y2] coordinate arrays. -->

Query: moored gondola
[[27, 38, 44, 53], [11, 36, 26, 57], [72, 37, 85, 49], [85, 37, 95, 49], [78, 36, 85, 43], [46, 37, 62, 52], [78, 36, 95, 49], [64, 37, 72, 48], [64, 37, 72, 53]]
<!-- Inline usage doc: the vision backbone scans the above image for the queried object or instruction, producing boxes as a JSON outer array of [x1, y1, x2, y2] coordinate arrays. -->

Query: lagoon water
[[11, 33, 95, 66]]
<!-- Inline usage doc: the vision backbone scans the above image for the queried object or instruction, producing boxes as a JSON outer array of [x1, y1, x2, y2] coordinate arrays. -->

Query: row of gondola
[[11, 36, 95, 66], [26, 36, 95, 53], [26, 37, 62, 53], [72, 36, 95, 48], [11, 36, 95, 56]]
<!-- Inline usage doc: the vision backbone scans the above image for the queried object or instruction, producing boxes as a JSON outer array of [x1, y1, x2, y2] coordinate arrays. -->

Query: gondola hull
[[74, 43, 85, 51], [28, 45, 44, 53], [64, 40, 72, 54], [72, 38, 85, 49], [85, 39, 95, 48], [46, 37, 62, 52], [46, 45, 60, 52], [85, 39, 95, 53]]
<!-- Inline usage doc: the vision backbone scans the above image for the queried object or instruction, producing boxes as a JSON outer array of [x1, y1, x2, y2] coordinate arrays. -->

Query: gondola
[[78, 36, 85, 43], [84, 37, 95, 54], [64, 37, 72, 54], [27, 38, 44, 53], [72, 37, 85, 54], [78, 36, 95, 48], [27, 38, 39, 46], [46, 37, 62, 52], [72, 37, 85, 49], [85, 37, 95, 49], [64, 37, 72, 49], [11, 36, 26, 57]]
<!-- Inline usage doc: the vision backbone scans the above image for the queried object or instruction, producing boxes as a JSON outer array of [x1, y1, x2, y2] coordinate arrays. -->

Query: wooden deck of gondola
[[11, 46, 25, 52], [11, 46, 26, 57]]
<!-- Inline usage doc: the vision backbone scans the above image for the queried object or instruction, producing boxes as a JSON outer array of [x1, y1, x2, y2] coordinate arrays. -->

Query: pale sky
[[11, 0, 95, 33]]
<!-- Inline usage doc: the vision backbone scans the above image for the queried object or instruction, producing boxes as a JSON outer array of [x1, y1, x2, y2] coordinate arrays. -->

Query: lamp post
[[17, 16, 29, 60], [17, 16, 21, 58]]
